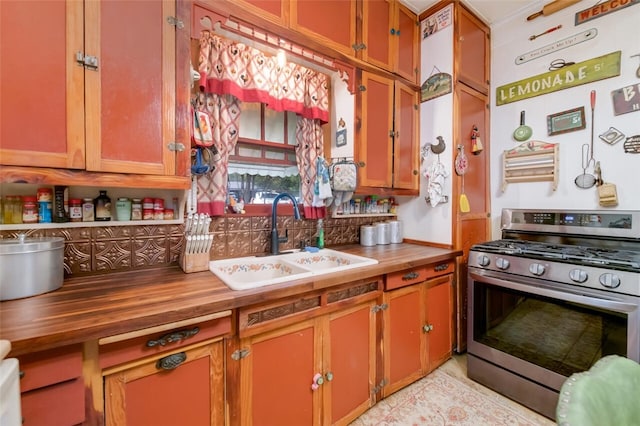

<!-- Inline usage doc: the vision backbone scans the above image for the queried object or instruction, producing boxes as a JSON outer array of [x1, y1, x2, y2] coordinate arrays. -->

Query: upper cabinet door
[[358, 72, 394, 188], [392, 81, 419, 190], [395, 3, 419, 84], [290, 0, 357, 57], [361, 0, 394, 71], [457, 7, 490, 93], [235, 0, 289, 26], [0, 0, 85, 169], [84, 0, 176, 175]]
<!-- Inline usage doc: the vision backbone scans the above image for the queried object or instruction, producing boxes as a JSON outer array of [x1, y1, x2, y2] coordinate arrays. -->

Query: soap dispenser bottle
[[317, 219, 325, 249]]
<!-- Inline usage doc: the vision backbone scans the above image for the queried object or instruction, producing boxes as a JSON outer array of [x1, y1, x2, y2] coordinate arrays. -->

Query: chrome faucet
[[271, 192, 301, 255]]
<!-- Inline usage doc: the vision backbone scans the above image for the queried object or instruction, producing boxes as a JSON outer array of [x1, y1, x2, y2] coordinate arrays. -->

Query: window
[[228, 103, 301, 204]]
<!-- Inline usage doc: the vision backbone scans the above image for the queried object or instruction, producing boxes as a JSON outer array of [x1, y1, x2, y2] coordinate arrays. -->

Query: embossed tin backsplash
[[0, 216, 379, 277]]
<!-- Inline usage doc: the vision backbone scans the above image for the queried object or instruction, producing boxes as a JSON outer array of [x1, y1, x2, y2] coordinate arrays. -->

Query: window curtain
[[198, 31, 330, 123], [197, 31, 330, 216], [195, 93, 241, 216], [295, 117, 326, 219]]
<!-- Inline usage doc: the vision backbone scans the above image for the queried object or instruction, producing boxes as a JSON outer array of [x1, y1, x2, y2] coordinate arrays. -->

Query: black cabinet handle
[[402, 271, 419, 280], [156, 352, 187, 370], [146, 326, 200, 347], [434, 263, 450, 272]]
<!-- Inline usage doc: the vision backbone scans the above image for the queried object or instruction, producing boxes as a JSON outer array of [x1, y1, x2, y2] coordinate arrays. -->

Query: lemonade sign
[[496, 51, 621, 106]]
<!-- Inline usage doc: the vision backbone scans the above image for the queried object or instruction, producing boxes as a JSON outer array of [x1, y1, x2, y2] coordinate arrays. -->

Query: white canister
[[376, 222, 390, 245], [360, 225, 377, 246], [389, 220, 403, 244]]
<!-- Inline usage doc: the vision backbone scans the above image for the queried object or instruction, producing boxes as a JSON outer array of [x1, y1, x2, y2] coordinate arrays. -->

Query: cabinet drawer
[[423, 260, 454, 280], [386, 267, 427, 290], [19, 345, 82, 393], [21, 378, 85, 426], [99, 311, 232, 369]]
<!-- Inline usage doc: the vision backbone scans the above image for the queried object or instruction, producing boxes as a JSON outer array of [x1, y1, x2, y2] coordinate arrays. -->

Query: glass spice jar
[[131, 198, 142, 221], [69, 199, 83, 222], [22, 196, 38, 224]]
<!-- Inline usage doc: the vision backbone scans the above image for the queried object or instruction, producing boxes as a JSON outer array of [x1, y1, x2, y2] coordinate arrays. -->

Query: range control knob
[[599, 273, 621, 289], [495, 258, 510, 270], [477, 255, 490, 267], [569, 269, 588, 283], [529, 263, 545, 276]]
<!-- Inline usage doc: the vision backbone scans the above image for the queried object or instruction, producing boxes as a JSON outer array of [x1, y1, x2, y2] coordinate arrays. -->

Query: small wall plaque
[[547, 107, 586, 136]]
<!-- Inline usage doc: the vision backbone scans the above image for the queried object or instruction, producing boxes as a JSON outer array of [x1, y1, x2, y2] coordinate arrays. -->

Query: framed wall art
[[336, 128, 347, 147], [547, 106, 586, 136]]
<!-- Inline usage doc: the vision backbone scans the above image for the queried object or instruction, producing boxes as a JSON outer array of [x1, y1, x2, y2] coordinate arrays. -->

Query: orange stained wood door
[[361, 0, 394, 71], [358, 72, 394, 188], [392, 81, 419, 190], [395, 3, 419, 84], [383, 284, 425, 396], [245, 319, 320, 425], [457, 85, 488, 214], [324, 301, 376, 424], [457, 6, 489, 93], [0, 0, 85, 169], [290, 0, 356, 57], [84, 0, 176, 175], [236, 0, 288, 25], [104, 340, 224, 426], [426, 275, 453, 371]]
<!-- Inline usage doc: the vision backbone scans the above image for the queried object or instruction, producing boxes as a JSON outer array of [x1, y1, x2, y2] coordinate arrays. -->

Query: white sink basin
[[283, 249, 378, 272], [209, 256, 313, 291], [209, 249, 378, 290]]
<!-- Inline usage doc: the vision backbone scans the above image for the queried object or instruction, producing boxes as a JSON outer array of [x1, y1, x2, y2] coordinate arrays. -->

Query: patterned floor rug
[[351, 356, 554, 426]]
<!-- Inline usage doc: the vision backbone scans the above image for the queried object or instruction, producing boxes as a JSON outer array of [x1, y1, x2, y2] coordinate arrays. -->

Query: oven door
[[468, 268, 640, 392]]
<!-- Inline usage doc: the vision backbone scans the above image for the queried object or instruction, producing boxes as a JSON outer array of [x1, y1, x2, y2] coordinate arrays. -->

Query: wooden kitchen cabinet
[[290, 0, 357, 57], [100, 312, 232, 426], [233, 0, 289, 26], [456, 5, 490, 94], [18, 345, 85, 426], [382, 264, 454, 396], [229, 279, 380, 425], [357, 71, 419, 193], [361, 0, 419, 84], [0, 0, 190, 188]]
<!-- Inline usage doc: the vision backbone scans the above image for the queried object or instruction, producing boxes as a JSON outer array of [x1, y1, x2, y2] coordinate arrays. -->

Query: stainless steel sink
[[209, 249, 378, 290]]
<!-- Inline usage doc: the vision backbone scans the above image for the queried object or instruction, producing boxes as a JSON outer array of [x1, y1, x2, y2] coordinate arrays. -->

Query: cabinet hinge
[[167, 16, 184, 29], [414, 104, 419, 111], [76, 52, 99, 71], [371, 378, 388, 394], [388, 130, 395, 138], [231, 348, 250, 360], [352, 43, 366, 51], [358, 84, 367, 92], [167, 142, 186, 152]]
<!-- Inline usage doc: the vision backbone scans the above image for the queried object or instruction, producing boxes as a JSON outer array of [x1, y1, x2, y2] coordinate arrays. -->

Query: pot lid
[[0, 235, 64, 254]]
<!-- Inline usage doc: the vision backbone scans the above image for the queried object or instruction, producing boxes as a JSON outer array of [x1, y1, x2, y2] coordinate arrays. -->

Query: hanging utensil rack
[[502, 141, 559, 192]]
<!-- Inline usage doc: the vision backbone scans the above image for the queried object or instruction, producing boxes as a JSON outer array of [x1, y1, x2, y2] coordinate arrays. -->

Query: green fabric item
[[556, 355, 640, 426]]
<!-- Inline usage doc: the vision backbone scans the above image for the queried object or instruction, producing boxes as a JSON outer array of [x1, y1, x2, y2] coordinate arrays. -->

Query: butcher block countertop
[[0, 243, 461, 356]]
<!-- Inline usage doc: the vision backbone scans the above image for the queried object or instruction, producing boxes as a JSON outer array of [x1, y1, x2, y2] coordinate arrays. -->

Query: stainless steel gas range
[[467, 209, 640, 420]]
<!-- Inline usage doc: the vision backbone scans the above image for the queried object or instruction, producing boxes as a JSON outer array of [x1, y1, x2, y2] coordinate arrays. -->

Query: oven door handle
[[469, 269, 639, 315]]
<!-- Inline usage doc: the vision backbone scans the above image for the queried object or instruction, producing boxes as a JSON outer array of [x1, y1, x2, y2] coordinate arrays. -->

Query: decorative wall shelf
[[502, 141, 559, 192]]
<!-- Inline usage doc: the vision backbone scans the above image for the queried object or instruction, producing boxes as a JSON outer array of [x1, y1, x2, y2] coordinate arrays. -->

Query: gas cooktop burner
[[472, 239, 640, 271]]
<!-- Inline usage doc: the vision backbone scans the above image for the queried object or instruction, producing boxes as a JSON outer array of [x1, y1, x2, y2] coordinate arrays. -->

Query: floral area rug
[[351, 357, 554, 426]]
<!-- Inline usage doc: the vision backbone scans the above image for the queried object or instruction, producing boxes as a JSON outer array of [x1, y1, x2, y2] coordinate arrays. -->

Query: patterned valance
[[198, 32, 330, 124]]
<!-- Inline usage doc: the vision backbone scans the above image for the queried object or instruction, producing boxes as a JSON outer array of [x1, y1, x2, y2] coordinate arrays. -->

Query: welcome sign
[[496, 51, 621, 106]]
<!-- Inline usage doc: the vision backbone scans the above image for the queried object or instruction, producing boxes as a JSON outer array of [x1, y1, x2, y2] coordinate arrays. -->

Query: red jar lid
[[22, 196, 37, 202], [70, 198, 82, 205]]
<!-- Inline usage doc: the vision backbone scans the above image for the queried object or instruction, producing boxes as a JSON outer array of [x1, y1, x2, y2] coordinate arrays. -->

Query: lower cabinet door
[[241, 319, 320, 426], [104, 340, 224, 426], [383, 284, 426, 396], [426, 275, 454, 371], [324, 301, 377, 425]]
